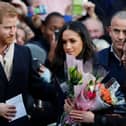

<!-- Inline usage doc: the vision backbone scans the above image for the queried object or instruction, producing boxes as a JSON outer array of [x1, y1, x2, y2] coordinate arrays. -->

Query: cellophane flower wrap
[[59, 54, 125, 126]]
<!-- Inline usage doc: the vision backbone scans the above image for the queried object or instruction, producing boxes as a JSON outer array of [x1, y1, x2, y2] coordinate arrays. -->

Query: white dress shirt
[[0, 43, 14, 80]]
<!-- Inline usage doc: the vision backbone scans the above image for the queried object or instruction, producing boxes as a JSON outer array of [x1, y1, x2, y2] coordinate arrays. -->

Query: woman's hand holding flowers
[[64, 98, 74, 113], [64, 96, 95, 124], [69, 110, 95, 123], [64, 98, 95, 124]]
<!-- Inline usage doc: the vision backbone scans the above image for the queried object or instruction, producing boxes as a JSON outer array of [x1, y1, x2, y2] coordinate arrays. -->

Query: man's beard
[[4, 36, 15, 45]]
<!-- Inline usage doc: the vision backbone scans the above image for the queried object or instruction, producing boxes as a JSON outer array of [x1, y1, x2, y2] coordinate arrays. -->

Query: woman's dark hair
[[51, 21, 95, 75]]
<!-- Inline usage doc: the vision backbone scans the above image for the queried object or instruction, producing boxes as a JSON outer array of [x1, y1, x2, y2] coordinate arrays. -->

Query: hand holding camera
[[32, 58, 51, 83], [39, 65, 52, 83]]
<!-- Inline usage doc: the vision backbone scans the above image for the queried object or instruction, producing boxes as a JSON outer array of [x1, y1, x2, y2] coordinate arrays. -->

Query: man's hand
[[0, 103, 16, 121], [84, 1, 97, 18]]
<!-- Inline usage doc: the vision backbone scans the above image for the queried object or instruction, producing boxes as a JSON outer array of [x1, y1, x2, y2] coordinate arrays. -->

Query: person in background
[[0, 2, 64, 126], [83, 17, 110, 51], [27, 12, 65, 126], [96, 10, 126, 86], [83, 17, 104, 40], [29, 12, 65, 64], [16, 25, 27, 45], [94, 10, 126, 126], [42, 12, 65, 63], [11, 0, 35, 41]]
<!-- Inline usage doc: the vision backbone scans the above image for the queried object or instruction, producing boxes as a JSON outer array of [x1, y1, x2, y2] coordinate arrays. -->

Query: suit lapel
[[0, 63, 8, 83]]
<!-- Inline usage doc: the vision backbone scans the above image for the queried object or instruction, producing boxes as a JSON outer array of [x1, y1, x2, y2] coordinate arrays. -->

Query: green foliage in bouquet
[[68, 66, 83, 98], [68, 66, 83, 85]]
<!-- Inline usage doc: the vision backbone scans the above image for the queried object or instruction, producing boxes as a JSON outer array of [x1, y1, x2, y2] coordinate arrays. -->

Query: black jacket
[[0, 44, 63, 126]]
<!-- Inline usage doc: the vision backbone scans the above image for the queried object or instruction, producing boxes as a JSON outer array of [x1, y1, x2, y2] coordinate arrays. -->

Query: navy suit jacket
[[90, 48, 126, 126], [96, 47, 126, 86], [0, 44, 63, 126]]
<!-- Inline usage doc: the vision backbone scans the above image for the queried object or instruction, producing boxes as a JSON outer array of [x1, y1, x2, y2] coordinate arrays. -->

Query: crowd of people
[[0, 0, 126, 126]]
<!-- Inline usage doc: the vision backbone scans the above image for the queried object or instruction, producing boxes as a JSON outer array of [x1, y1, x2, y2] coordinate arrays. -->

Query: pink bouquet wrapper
[[74, 73, 110, 111], [74, 84, 110, 111]]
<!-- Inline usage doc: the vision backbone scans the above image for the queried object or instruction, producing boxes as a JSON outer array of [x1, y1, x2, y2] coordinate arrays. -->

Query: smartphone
[[72, 0, 88, 16], [72, 0, 83, 16], [28, 5, 47, 17], [32, 58, 42, 71], [34, 5, 47, 15], [54, 29, 60, 41]]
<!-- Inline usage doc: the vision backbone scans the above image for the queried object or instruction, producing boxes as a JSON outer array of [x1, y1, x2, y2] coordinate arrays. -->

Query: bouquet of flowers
[[74, 73, 121, 111], [59, 54, 125, 126]]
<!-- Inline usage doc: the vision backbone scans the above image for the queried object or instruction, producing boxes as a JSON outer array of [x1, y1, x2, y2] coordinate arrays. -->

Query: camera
[[28, 5, 47, 17]]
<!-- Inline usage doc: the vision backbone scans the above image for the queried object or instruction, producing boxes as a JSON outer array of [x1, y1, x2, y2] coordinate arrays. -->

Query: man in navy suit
[[0, 2, 64, 126], [96, 10, 126, 86], [92, 10, 126, 126]]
